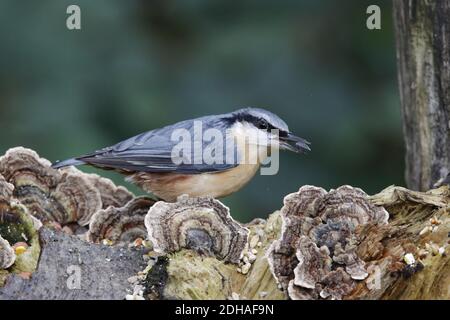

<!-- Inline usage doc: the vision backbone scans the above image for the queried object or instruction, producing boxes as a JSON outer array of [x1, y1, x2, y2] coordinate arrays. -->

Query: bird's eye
[[257, 118, 269, 130], [279, 130, 288, 137]]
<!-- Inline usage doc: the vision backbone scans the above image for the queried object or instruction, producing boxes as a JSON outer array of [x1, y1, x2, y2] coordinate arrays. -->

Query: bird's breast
[[127, 162, 260, 201]]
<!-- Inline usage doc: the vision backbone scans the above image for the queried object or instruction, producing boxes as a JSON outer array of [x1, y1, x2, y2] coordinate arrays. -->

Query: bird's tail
[[52, 158, 86, 169]]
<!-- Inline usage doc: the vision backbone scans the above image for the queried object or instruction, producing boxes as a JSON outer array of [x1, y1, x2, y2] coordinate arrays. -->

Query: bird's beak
[[279, 133, 311, 154]]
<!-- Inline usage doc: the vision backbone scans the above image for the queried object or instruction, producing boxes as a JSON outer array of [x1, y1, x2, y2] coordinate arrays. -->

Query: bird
[[52, 107, 310, 201]]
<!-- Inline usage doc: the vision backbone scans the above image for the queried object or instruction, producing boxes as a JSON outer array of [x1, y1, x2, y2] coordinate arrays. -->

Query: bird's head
[[228, 107, 311, 154]]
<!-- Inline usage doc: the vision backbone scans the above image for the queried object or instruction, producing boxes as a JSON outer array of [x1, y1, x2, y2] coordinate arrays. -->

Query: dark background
[[0, 0, 403, 222]]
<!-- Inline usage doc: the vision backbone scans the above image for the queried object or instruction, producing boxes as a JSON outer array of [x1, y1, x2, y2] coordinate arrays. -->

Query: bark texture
[[0, 228, 147, 300], [394, 0, 450, 191]]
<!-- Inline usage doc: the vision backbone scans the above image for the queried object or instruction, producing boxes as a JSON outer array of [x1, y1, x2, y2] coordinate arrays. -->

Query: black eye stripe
[[259, 120, 281, 133], [257, 118, 269, 129], [228, 113, 285, 134], [278, 130, 288, 137]]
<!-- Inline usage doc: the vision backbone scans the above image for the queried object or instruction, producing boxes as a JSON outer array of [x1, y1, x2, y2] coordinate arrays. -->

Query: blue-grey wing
[[74, 117, 239, 174]]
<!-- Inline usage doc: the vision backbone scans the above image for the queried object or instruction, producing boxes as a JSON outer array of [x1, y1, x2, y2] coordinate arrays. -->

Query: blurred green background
[[0, 0, 403, 222]]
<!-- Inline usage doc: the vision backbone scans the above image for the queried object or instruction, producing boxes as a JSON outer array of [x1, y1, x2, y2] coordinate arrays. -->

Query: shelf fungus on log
[[0, 147, 133, 227], [0, 174, 14, 202], [87, 196, 155, 244], [144, 196, 249, 264], [0, 236, 15, 269], [82, 171, 133, 209], [267, 185, 389, 300], [141, 211, 285, 300]]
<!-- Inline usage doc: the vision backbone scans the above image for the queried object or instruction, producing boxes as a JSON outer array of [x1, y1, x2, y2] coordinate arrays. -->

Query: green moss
[[0, 212, 29, 244], [1, 202, 41, 274], [164, 250, 235, 300], [0, 269, 9, 287]]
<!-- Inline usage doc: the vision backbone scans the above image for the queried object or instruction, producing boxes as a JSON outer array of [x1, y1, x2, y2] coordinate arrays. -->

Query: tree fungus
[[267, 185, 389, 299], [145, 196, 249, 263], [0, 147, 132, 226], [87, 196, 155, 244]]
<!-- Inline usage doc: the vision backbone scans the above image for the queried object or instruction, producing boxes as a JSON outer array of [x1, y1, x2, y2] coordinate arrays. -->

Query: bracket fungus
[[144, 196, 249, 264], [268, 185, 389, 300], [0, 147, 132, 226], [82, 171, 133, 209], [0, 174, 14, 203], [87, 196, 155, 244], [0, 236, 15, 269]]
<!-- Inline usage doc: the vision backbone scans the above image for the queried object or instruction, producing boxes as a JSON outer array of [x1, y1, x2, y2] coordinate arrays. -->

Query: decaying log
[[0, 147, 449, 300], [153, 185, 448, 300]]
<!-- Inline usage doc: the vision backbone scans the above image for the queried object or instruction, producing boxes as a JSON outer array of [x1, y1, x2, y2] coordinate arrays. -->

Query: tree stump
[[394, 0, 450, 191]]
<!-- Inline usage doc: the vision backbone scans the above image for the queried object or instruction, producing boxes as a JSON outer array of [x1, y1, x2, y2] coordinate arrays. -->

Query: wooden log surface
[[1, 185, 448, 300], [393, 0, 450, 191], [0, 228, 147, 300]]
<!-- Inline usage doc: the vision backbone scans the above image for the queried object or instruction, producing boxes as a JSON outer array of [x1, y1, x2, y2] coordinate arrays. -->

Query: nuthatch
[[52, 107, 310, 201]]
